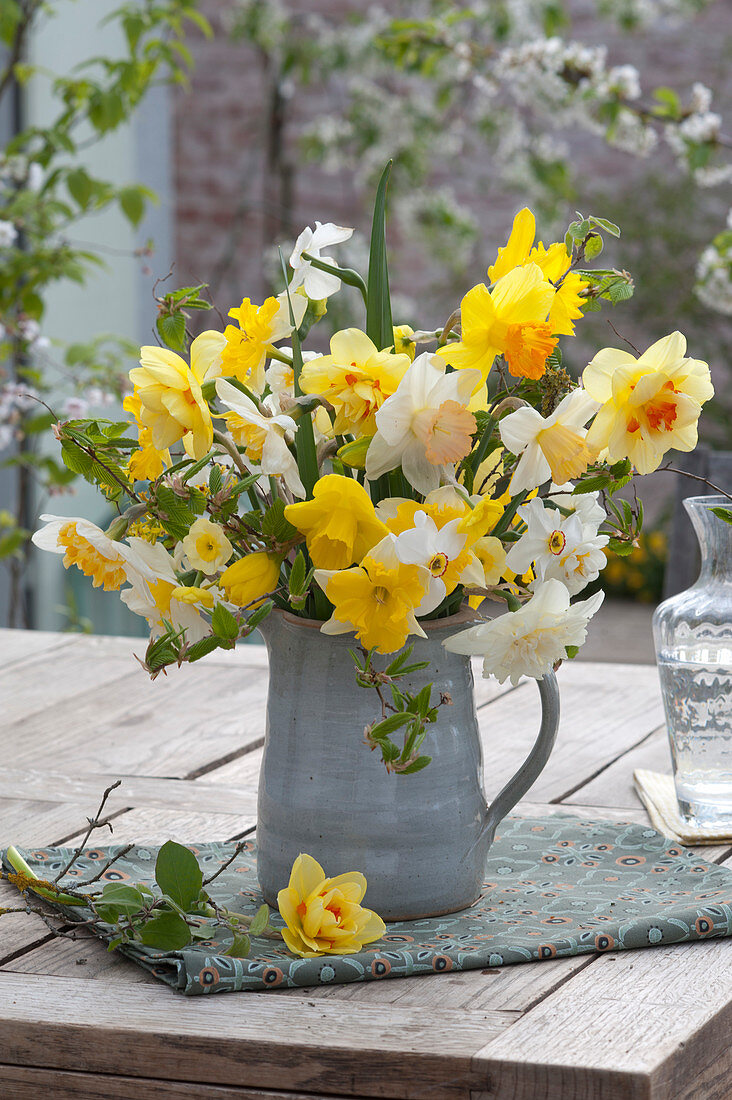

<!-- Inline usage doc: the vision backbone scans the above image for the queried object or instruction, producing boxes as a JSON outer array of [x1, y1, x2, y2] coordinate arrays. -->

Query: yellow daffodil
[[129, 331, 225, 460], [437, 264, 557, 382], [315, 535, 430, 654], [123, 391, 170, 482], [181, 517, 233, 575], [299, 328, 411, 434], [219, 551, 282, 608], [488, 207, 589, 336], [284, 474, 388, 570], [392, 324, 416, 360], [277, 853, 385, 958], [499, 388, 600, 492], [582, 331, 714, 474], [31, 515, 153, 592], [221, 292, 306, 395], [170, 585, 215, 610]]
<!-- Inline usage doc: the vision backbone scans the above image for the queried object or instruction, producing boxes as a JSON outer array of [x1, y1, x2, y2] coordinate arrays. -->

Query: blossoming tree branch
[[33, 163, 715, 773]]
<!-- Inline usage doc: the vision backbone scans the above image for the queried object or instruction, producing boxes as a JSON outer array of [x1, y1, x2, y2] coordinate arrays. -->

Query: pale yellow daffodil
[[582, 331, 714, 474], [181, 517, 233, 575], [299, 328, 411, 435], [129, 331, 225, 461]]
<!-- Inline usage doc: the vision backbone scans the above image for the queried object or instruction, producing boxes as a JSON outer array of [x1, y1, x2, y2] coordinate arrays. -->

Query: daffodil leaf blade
[[366, 160, 394, 352]]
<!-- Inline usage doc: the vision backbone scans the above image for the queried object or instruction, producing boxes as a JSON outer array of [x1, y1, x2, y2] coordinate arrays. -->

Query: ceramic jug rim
[[279, 606, 480, 632]]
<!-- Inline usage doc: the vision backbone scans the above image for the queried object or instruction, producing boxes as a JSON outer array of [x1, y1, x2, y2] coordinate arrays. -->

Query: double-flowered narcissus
[[284, 474, 388, 570], [582, 331, 714, 474], [277, 853, 385, 957]]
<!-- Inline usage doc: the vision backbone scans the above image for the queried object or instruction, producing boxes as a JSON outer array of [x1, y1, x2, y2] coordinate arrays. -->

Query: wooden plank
[[0, 627, 77, 669], [0, 770, 258, 815], [477, 662, 664, 805], [563, 725, 669, 810], [0, 971, 509, 1099], [472, 939, 732, 1100], [2, 663, 266, 777], [0, 1065, 362, 1100]]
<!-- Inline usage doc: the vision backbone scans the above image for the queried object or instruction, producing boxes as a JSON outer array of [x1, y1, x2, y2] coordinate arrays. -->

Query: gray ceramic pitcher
[[257, 610, 560, 920]]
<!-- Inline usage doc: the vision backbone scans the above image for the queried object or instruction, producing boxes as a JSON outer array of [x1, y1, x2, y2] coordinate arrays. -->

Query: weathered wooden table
[[1, 627, 730, 1100]]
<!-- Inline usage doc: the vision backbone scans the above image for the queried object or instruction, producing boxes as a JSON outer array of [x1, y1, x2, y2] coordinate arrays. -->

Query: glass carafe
[[653, 495, 732, 826]]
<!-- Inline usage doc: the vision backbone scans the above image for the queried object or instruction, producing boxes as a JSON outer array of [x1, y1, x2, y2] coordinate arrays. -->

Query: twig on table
[[53, 780, 122, 884], [201, 839, 252, 888], [77, 843, 135, 888]]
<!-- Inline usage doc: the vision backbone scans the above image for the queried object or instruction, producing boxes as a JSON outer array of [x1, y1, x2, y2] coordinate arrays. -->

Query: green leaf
[[119, 186, 146, 227], [249, 903, 269, 936], [66, 167, 94, 209], [589, 216, 620, 238], [261, 498, 297, 543], [224, 932, 251, 958], [185, 636, 223, 662], [211, 602, 239, 642], [399, 755, 432, 775], [94, 884, 146, 923], [139, 910, 192, 950], [584, 233, 604, 260], [711, 507, 732, 526], [369, 712, 413, 739], [365, 161, 394, 352], [156, 312, 187, 352], [154, 841, 203, 911]]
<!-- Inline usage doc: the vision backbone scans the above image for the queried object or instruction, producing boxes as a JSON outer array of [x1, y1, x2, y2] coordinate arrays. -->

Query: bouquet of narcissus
[[35, 164, 713, 746]]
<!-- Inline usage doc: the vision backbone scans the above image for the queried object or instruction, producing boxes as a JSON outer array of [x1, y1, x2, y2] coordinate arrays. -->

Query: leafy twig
[[53, 781, 122, 884]]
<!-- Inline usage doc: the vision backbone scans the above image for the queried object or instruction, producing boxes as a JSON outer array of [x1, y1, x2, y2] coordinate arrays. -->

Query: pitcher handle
[[479, 671, 560, 852]]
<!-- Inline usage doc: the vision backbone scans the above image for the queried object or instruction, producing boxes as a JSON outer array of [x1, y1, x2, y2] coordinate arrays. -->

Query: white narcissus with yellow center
[[499, 388, 600, 493], [129, 331, 226, 460], [443, 578, 604, 685], [506, 497, 609, 596], [215, 379, 306, 500], [32, 515, 156, 592], [392, 511, 485, 615], [582, 331, 714, 475], [365, 352, 481, 496], [120, 538, 214, 642], [181, 516, 233, 575]]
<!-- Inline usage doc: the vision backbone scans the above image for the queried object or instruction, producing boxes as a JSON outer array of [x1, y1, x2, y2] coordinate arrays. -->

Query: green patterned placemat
[[6, 814, 732, 995]]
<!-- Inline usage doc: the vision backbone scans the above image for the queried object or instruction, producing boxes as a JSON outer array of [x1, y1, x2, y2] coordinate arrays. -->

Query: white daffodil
[[366, 352, 481, 496], [443, 578, 604, 685], [32, 515, 155, 592], [120, 538, 212, 642], [393, 511, 484, 614], [216, 379, 306, 500], [499, 388, 600, 493], [506, 497, 608, 596], [289, 221, 354, 299], [548, 482, 606, 530]]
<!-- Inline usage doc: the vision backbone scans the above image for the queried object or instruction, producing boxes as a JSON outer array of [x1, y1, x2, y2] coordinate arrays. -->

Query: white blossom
[[0, 221, 18, 248]]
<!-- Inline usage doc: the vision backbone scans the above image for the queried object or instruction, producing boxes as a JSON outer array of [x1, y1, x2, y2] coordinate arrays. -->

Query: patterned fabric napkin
[[6, 813, 732, 995], [634, 769, 732, 845]]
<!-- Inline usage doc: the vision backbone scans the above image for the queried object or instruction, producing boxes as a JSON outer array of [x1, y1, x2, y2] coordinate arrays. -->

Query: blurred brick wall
[[173, 0, 732, 320]]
